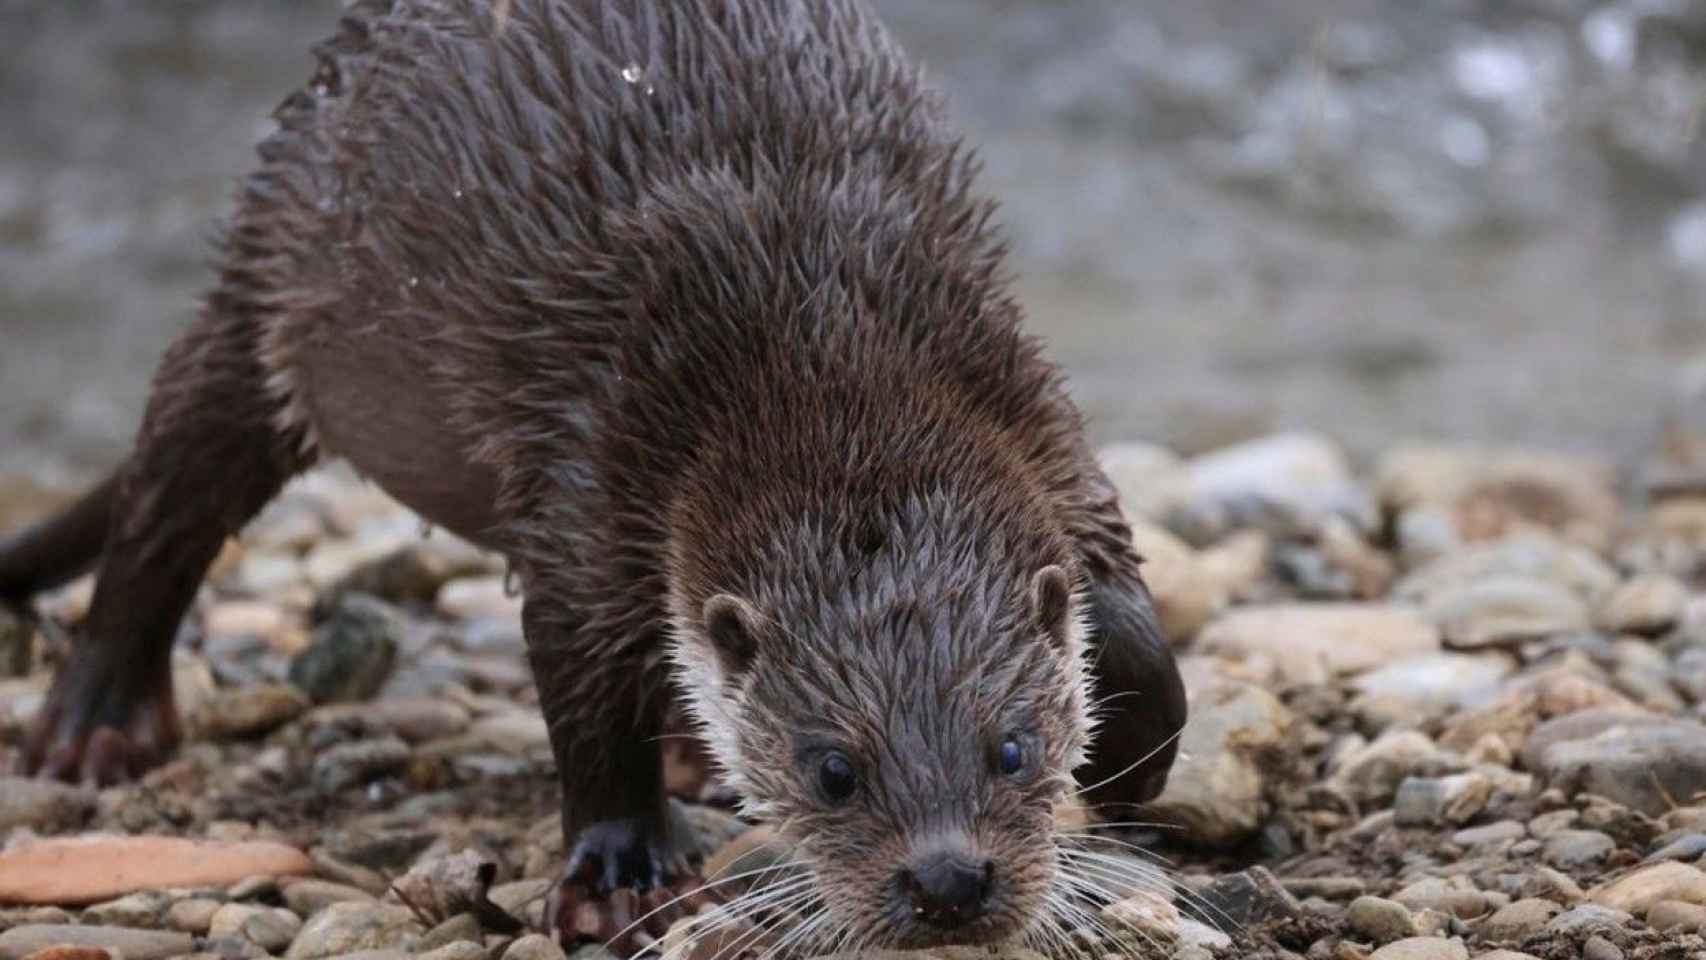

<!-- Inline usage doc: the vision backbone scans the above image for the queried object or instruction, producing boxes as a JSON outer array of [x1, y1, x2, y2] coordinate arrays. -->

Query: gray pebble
[[419, 943, 489, 960], [1346, 895, 1417, 943], [418, 913, 483, 952], [1541, 829, 1615, 869], [0, 776, 96, 833], [311, 736, 412, 794], [1582, 935, 1623, 960], [1544, 903, 1633, 938], [166, 898, 224, 935], [281, 879, 378, 917], [1393, 772, 1491, 827], [288, 594, 401, 704], [81, 891, 170, 928], [1479, 898, 1560, 941], [209, 903, 303, 953], [283, 902, 424, 959]]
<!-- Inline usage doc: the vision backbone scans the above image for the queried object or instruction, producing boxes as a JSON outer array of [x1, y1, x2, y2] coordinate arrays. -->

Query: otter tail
[[0, 472, 118, 604]]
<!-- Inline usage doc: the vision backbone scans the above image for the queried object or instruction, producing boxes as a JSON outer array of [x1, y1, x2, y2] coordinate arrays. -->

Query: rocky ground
[[2, 428, 1706, 960]]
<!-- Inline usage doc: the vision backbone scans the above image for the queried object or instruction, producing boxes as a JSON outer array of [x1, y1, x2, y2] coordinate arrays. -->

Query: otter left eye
[[997, 737, 1023, 776]]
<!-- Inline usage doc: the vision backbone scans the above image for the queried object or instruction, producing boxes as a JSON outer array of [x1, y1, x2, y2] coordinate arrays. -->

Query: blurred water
[[1, 0, 1703, 484]]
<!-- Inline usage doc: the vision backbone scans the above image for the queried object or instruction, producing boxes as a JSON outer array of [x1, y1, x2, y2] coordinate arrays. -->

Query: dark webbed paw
[[20, 646, 180, 785], [546, 817, 711, 956]]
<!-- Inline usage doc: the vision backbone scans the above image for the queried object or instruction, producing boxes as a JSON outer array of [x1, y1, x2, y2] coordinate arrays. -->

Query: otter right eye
[[818, 753, 856, 804]]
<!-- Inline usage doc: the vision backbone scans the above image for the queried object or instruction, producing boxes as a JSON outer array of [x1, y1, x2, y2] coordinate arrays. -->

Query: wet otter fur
[[1, 0, 1186, 952]]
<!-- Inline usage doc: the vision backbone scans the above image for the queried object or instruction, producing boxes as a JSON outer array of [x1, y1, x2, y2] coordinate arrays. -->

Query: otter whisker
[[654, 882, 819, 960], [1070, 722, 1188, 799], [1057, 846, 1242, 938], [602, 860, 812, 950], [1050, 870, 1169, 958], [1056, 829, 1180, 867]]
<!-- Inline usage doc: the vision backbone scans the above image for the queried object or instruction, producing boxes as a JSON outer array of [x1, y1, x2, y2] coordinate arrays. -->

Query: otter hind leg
[[21, 296, 313, 784]]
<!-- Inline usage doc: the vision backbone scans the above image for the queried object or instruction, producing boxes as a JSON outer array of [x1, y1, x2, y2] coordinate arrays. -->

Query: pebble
[[192, 682, 311, 740], [1346, 896, 1417, 942], [1392, 534, 1618, 609], [1478, 898, 1561, 941], [418, 943, 487, 960], [283, 902, 424, 959], [1581, 936, 1623, 960], [280, 879, 378, 917], [164, 898, 222, 935], [1183, 431, 1373, 536], [208, 903, 302, 952], [1391, 877, 1492, 919], [1366, 937, 1468, 960], [1350, 652, 1514, 712], [1451, 820, 1525, 848], [436, 576, 524, 622], [287, 594, 401, 704], [1144, 683, 1296, 848], [1127, 520, 1225, 640], [1596, 574, 1689, 635], [0, 926, 193, 960], [1392, 772, 1491, 827], [305, 698, 471, 743], [1544, 903, 1633, 937], [1195, 603, 1439, 686], [0, 778, 96, 833], [1191, 867, 1303, 927], [1426, 576, 1589, 649], [1644, 832, 1706, 864], [1541, 829, 1615, 869], [0, 836, 311, 906], [1534, 717, 1706, 816], [1647, 899, 1706, 931], [416, 914, 482, 952], [1330, 730, 1465, 804], [502, 934, 569, 960], [80, 890, 169, 928], [1589, 861, 1706, 913], [310, 736, 412, 794]]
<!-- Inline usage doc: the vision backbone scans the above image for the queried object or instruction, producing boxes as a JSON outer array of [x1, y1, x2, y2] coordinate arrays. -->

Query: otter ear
[[1030, 565, 1075, 651], [701, 593, 762, 677]]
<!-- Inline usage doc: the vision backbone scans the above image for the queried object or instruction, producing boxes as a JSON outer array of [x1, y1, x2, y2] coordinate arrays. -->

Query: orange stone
[[0, 835, 313, 906]]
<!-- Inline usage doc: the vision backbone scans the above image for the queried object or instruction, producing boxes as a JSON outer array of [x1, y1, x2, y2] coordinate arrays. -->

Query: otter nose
[[900, 852, 994, 928]]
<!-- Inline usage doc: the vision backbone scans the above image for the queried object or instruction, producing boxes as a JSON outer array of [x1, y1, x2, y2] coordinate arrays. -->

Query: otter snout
[[898, 850, 995, 928]]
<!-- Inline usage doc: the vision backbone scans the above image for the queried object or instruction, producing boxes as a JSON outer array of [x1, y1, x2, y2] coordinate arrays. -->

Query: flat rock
[[1590, 862, 1706, 914], [1144, 684, 1296, 848], [280, 879, 377, 917], [1426, 576, 1590, 648], [0, 836, 311, 906], [1183, 431, 1373, 535], [1350, 652, 1514, 712], [1393, 534, 1618, 609], [1535, 718, 1706, 816], [1330, 730, 1465, 804], [1195, 603, 1438, 686], [0, 926, 193, 960], [1479, 898, 1561, 941], [1596, 574, 1690, 635], [192, 682, 311, 740]]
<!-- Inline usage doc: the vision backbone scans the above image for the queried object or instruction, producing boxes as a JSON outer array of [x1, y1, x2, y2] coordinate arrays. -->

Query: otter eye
[[998, 737, 1023, 776], [818, 753, 856, 804]]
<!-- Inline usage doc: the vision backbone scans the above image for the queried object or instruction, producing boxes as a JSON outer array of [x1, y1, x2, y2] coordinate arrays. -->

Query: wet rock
[[1534, 717, 1706, 816], [287, 595, 401, 704], [1596, 574, 1689, 636], [502, 934, 568, 960], [1145, 684, 1296, 848], [1479, 898, 1561, 941], [208, 903, 302, 953], [280, 879, 377, 917], [0, 778, 95, 833], [0, 926, 194, 960], [310, 736, 411, 794], [1366, 938, 1467, 960], [1346, 896, 1417, 943], [1589, 861, 1706, 914], [0, 836, 311, 906], [1392, 772, 1491, 827], [192, 682, 310, 740], [1190, 867, 1303, 928], [1195, 603, 1438, 686], [283, 902, 424, 959], [1330, 730, 1465, 804], [1182, 432, 1373, 537]]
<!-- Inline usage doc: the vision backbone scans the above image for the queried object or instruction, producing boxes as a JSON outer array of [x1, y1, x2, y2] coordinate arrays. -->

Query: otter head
[[669, 552, 1094, 951]]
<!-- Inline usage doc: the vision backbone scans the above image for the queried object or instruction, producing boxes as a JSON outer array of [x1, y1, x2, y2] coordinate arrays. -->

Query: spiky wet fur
[[4, 0, 1187, 949]]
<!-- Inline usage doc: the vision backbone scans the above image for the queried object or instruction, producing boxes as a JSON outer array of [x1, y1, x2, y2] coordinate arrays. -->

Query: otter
[[0, 0, 1186, 952]]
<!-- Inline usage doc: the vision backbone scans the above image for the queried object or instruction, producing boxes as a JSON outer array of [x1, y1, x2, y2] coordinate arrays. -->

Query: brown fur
[[1, 0, 1185, 951]]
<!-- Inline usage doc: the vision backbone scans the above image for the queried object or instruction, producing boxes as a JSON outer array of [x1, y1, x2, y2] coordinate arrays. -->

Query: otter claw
[[546, 818, 709, 955]]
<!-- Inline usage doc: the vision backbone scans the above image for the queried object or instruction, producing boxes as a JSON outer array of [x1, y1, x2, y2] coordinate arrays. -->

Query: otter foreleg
[[524, 597, 709, 954]]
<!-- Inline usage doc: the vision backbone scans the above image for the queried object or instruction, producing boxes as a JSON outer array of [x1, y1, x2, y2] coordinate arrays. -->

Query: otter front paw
[[21, 646, 180, 785], [546, 818, 711, 955]]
